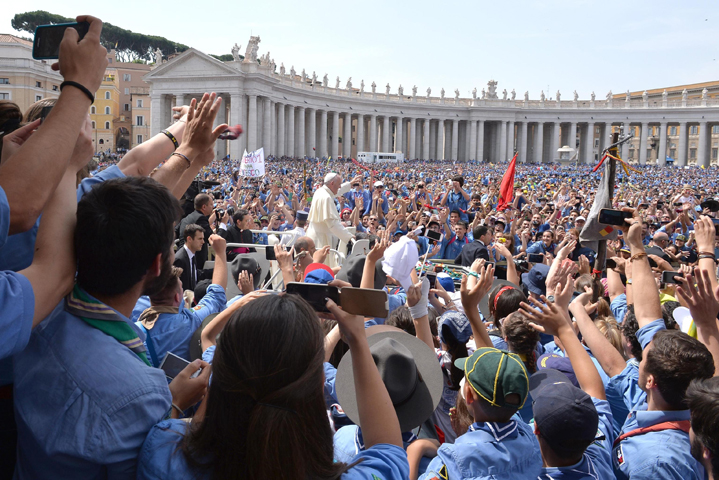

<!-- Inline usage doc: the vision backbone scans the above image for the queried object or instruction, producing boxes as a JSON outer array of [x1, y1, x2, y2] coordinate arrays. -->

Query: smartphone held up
[[33, 22, 90, 60]]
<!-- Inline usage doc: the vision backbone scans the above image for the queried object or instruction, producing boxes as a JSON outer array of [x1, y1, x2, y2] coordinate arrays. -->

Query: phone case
[[339, 287, 389, 318]]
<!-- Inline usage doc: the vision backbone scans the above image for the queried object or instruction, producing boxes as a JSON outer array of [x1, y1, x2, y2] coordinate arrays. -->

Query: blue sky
[[3, 0, 718, 99]]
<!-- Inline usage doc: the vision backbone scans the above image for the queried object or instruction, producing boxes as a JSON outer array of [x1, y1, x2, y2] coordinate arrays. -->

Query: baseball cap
[[374, 181, 384, 188], [521, 263, 550, 296], [575, 216, 586, 222], [304, 263, 335, 284], [536, 353, 579, 388], [529, 369, 599, 457], [436, 272, 455, 293], [454, 347, 529, 409]]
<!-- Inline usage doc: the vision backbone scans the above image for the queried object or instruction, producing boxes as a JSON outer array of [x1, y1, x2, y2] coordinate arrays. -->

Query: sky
[[3, 0, 719, 99]]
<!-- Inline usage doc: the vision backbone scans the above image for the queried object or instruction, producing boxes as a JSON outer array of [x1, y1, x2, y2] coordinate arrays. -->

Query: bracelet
[[60, 81, 95, 103], [698, 251, 715, 257], [171, 152, 192, 168], [698, 254, 716, 260], [171, 403, 184, 417], [161, 129, 179, 149], [630, 252, 647, 262]]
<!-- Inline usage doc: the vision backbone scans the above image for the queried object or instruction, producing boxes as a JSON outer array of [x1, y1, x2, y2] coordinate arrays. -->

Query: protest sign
[[240, 148, 265, 177]]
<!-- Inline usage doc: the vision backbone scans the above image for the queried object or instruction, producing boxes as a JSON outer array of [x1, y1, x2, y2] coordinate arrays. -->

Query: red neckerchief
[[447, 235, 469, 246]]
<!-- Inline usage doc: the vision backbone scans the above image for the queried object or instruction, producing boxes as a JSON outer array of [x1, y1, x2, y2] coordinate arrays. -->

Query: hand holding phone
[[218, 124, 243, 140], [598, 209, 633, 226], [33, 22, 90, 60]]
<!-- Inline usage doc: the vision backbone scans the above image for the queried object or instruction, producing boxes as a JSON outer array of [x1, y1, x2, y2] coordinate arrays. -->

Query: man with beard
[[11, 178, 211, 478]]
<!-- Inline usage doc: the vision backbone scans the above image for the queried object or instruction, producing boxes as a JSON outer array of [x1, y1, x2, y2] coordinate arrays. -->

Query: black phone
[[40, 105, 53, 124], [661, 271, 682, 284], [638, 203, 649, 209], [673, 202, 683, 207], [598, 209, 633, 226], [33, 22, 90, 60], [528, 253, 544, 263], [218, 125, 243, 140], [424, 230, 442, 243], [427, 272, 437, 288], [606, 258, 617, 269], [265, 245, 293, 261], [285, 282, 340, 312], [159, 352, 201, 380]]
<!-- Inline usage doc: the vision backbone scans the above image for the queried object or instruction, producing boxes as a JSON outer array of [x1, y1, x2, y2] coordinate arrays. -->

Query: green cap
[[454, 347, 529, 409]]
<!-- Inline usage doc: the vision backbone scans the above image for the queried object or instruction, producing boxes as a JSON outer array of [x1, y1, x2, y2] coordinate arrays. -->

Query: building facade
[[0, 34, 62, 113], [144, 38, 719, 166], [90, 73, 120, 153], [130, 86, 151, 148]]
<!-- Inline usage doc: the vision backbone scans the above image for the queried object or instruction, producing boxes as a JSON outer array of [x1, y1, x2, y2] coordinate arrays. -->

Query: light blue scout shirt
[[12, 289, 171, 479], [606, 358, 645, 436], [612, 319, 704, 480], [136, 284, 226, 366], [419, 418, 542, 480], [439, 232, 473, 260], [137, 419, 410, 480], [538, 398, 615, 480], [610, 293, 628, 324]]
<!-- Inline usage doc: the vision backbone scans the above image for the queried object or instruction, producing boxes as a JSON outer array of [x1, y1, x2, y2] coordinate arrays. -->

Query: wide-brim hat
[[337, 255, 386, 289], [336, 330, 443, 432], [479, 279, 521, 320], [521, 263, 550, 297], [226, 253, 269, 298]]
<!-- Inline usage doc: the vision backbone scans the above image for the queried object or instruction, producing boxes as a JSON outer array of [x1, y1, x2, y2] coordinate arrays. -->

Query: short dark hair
[[620, 307, 643, 361], [473, 225, 490, 239], [76, 177, 181, 295], [149, 266, 183, 304], [644, 330, 715, 410], [194, 193, 212, 210], [451, 175, 464, 187], [232, 208, 250, 226], [450, 209, 461, 217], [456, 221, 469, 230], [183, 224, 204, 242], [686, 377, 719, 474]]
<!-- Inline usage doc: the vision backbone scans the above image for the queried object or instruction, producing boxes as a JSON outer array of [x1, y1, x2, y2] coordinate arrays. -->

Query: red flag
[[497, 152, 517, 211]]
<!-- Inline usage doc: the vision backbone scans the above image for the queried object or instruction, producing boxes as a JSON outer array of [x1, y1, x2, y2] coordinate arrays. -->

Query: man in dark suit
[[457, 225, 493, 266], [174, 224, 205, 291], [176, 193, 213, 269]]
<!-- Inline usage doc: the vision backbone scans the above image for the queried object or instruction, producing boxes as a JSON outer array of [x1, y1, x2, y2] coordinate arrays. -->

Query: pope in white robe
[[307, 172, 358, 266]]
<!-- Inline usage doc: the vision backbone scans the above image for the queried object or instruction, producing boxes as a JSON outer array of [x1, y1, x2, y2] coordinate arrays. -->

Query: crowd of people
[[1, 15, 719, 480]]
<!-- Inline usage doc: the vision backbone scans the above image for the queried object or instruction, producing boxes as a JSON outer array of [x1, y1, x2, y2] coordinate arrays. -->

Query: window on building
[[105, 91, 111, 100], [105, 122, 110, 129], [35, 95, 42, 102], [712, 148, 718, 160], [105, 106, 111, 115], [136, 116, 144, 126], [669, 148, 676, 158], [670, 126, 677, 135], [0, 78, 8, 84], [594, 139, 599, 148], [690, 125, 698, 135], [137, 99, 143, 108], [35, 81, 41, 88], [124, 104, 130, 111], [629, 149, 635, 159], [0, 93, 9, 100], [99, 139, 104, 144], [713, 125, 719, 134], [690, 148, 697, 159], [91, 121, 96, 129], [595, 126, 600, 134], [91, 106, 96, 114], [125, 88, 130, 95], [52, 85, 59, 91], [123, 74, 131, 81], [137, 135, 143, 144]]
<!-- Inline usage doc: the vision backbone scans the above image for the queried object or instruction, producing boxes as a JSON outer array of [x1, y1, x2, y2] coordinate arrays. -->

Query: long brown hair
[[182, 294, 349, 479], [502, 312, 539, 374]]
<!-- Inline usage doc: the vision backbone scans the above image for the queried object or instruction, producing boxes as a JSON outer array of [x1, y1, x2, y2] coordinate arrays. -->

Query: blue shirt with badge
[[606, 358, 645, 436], [419, 418, 542, 480], [12, 289, 171, 479], [137, 419, 409, 480], [136, 284, 226, 366]]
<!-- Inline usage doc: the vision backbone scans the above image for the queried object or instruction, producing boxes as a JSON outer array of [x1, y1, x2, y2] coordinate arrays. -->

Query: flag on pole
[[496, 152, 518, 211], [326, 156, 332, 166], [580, 162, 618, 252]]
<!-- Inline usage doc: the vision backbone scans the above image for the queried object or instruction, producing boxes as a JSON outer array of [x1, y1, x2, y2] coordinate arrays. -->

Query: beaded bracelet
[[171, 151, 191, 168]]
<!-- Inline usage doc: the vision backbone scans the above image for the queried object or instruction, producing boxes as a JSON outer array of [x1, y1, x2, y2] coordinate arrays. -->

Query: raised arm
[[623, 209, 662, 328], [207, 235, 227, 291], [676, 267, 719, 375], [459, 260, 495, 349]]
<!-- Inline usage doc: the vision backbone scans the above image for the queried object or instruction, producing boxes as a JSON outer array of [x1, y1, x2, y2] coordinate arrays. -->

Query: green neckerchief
[[65, 285, 152, 367]]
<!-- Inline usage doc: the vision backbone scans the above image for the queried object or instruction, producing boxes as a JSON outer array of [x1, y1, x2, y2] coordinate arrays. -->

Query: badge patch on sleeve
[[439, 464, 448, 480], [615, 445, 625, 465]]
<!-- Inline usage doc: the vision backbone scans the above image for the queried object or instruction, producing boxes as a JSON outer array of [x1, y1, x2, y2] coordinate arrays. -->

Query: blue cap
[[296, 210, 309, 221], [439, 311, 472, 344], [437, 273, 455, 293], [521, 263, 550, 296], [536, 353, 579, 388]]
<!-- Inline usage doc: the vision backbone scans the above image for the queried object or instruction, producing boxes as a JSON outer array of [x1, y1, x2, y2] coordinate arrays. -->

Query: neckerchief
[[66, 285, 152, 367], [139, 305, 181, 330]]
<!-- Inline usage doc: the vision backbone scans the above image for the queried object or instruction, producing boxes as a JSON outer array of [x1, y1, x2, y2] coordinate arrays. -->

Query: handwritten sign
[[240, 148, 265, 177]]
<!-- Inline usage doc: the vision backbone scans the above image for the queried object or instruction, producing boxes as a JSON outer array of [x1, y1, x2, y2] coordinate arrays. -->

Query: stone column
[[519, 122, 528, 162], [381, 116, 390, 152], [395, 117, 403, 155], [150, 94, 162, 137], [585, 122, 595, 165], [499, 121, 508, 162], [263, 97, 272, 153], [677, 122, 687, 166], [657, 122, 667, 166], [175, 94, 186, 110], [551, 122, 561, 162], [569, 122, 577, 151], [276, 102, 285, 157], [297, 107, 306, 158], [423, 119, 431, 160], [451, 119, 459, 160], [369, 115, 377, 152], [230, 93, 243, 160], [355, 114, 364, 154], [698, 121, 709, 167], [214, 99, 227, 159], [286, 106, 295, 158], [436, 120, 445, 160], [477, 120, 485, 161], [307, 108, 317, 157], [507, 121, 515, 157], [320, 110, 328, 158], [247, 94, 258, 151], [331, 111, 340, 159], [270, 101, 277, 156], [534, 122, 544, 163], [469, 120, 477, 161], [408, 118, 416, 159], [343, 112, 352, 158], [638, 122, 649, 165]]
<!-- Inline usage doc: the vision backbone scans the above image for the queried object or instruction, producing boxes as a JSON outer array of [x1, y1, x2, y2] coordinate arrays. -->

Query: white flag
[[240, 148, 265, 177]]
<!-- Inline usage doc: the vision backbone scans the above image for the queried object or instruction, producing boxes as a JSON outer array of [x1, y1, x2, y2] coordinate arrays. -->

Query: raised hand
[[675, 267, 719, 329], [519, 295, 572, 337], [460, 262, 494, 312], [54, 15, 108, 94], [238, 270, 254, 295]]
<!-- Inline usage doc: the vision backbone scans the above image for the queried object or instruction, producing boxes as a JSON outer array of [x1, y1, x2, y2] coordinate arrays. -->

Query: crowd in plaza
[[2, 15, 719, 480]]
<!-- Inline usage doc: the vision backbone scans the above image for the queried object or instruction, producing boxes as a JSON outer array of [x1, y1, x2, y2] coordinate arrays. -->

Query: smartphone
[[265, 246, 293, 261], [424, 230, 442, 243], [427, 272, 437, 288], [673, 202, 683, 207], [661, 271, 682, 284], [606, 258, 617, 269], [33, 22, 90, 60], [339, 287, 389, 318], [528, 253, 544, 263], [598, 209, 633, 226], [285, 282, 340, 312], [218, 124, 243, 140], [638, 203, 649, 209], [39, 105, 53, 124], [159, 352, 201, 380]]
